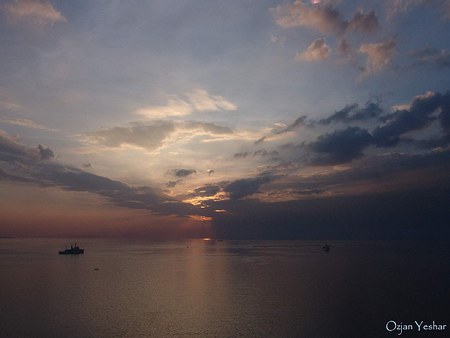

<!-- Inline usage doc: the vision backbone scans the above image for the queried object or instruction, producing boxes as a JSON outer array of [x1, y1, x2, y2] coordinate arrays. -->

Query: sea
[[0, 238, 449, 338]]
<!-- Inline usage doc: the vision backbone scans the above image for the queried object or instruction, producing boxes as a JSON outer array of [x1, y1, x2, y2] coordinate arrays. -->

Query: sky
[[1, 0, 450, 239]]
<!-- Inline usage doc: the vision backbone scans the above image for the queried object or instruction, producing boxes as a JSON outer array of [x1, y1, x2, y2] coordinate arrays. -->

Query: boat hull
[[58, 249, 84, 255]]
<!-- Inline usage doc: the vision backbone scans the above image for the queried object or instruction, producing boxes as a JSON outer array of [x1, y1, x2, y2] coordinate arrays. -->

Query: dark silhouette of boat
[[322, 244, 330, 252], [59, 244, 84, 255]]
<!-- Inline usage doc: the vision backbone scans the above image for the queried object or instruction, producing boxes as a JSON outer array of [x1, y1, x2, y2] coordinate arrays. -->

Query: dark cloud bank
[[204, 90, 450, 240], [210, 185, 450, 240], [2, 89, 450, 240], [0, 132, 197, 217], [293, 91, 450, 165]]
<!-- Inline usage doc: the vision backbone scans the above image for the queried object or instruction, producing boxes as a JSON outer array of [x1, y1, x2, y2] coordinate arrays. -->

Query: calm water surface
[[0, 239, 449, 337]]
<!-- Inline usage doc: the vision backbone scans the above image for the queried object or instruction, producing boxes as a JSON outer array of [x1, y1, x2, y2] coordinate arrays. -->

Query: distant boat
[[322, 244, 330, 252], [59, 244, 84, 255]]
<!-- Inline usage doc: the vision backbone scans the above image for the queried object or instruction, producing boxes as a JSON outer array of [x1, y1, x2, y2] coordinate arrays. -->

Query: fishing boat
[[59, 244, 84, 255], [322, 244, 330, 252]]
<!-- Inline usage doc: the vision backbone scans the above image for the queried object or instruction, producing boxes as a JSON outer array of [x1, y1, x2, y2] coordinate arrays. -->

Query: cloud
[[185, 89, 237, 112], [273, 1, 346, 34], [0, 130, 54, 163], [412, 48, 450, 69], [386, 0, 450, 19], [273, 1, 379, 35], [373, 91, 448, 147], [224, 175, 274, 200], [347, 9, 379, 34], [319, 101, 383, 125], [296, 38, 331, 62], [336, 38, 353, 61], [385, 0, 450, 19], [183, 121, 233, 135], [0, 131, 197, 217], [234, 150, 279, 160], [136, 89, 236, 119], [254, 136, 266, 145], [166, 180, 181, 188], [192, 184, 221, 197], [0, 116, 56, 131], [274, 116, 309, 134], [37, 144, 54, 160], [234, 152, 249, 159], [87, 121, 176, 151], [385, 0, 424, 17], [136, 99, 193, 119], [171, 169, 196, 178], [2, 0, 67, 26], [446, 0, 450, 18], [309, 126, 373, 164], [359, 38, 396, 76], [0, 130, 33, 162], [86, 120, 233, 151]]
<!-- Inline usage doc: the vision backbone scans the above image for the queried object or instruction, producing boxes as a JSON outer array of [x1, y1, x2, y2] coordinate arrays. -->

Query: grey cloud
[[319, 101, 383, 125], [412, 48, 450, 69], [254, 136, 266, 145], [234, 152, 249, 159], [87, 120, 233, 151], [166, 180, 181, 188], [309, 126, 373, 164], [386, 0, 450, 19], [88, 120, 175, 151], [234, 150, 279, 160], [275, 91, 450, 164], [337, 38, 353, 59], [183, 121, 233, 134], [319, 104, 359, 125], [0, 132, 31, 162], [295, 188, 325, 196], [37, 144, 54, 160], [253, 149, 279, 159], [0, 132, 54, 163], [224, 175, 274, 200], [171, 169, 197, 177], [347, 9, 379, 34], [0, 132, 197, 217], [274, 116, 309, 134], [192, 184, 221, 197], [373, 91, 449, 147]]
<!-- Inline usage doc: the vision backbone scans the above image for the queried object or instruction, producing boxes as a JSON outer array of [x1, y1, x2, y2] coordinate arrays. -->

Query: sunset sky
[[1, 0, 450, 239]]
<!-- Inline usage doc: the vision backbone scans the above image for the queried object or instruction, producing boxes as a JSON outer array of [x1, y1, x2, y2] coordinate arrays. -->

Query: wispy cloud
[[136, 99, 193, 119], [136, 89, 236, 119], [319, 101, 383, 125], [185, 89, 237, 112], [411, 48, 450, 69], [0, 115, 57, 131], [273, 1, 379, 35], [2, 0, 67, 26], [296, 38, 331, 62], [85, 120, 234, 152], [359, 38, 396, 76], [385, 0, 450, 19]]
